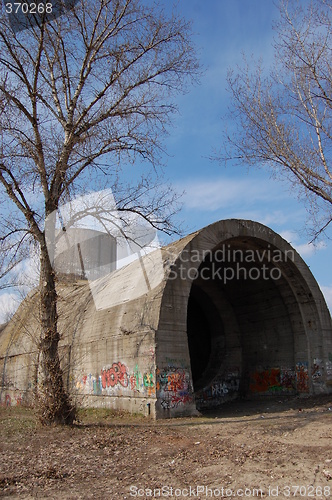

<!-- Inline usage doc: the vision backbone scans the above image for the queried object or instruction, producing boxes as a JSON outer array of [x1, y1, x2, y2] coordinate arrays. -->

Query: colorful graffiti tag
[[76, 361, 155, 397], [249, 365, 309, 394], [1, 393, 23, 407], [75, 358, 317, 404], [228, 363, 311, 395], [101, 362, 129, 389], [157, 367, 193, 410], [197, 365, 299, 407], [143, 372, 155, 397], [250, 368, 281, 393], [130, 365, 140, 392], [296, 362, 309, 393], [76, 373, 101, 395]]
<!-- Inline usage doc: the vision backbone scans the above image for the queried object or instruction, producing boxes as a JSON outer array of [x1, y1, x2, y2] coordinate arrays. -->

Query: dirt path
[[1, 396, 332, 499]]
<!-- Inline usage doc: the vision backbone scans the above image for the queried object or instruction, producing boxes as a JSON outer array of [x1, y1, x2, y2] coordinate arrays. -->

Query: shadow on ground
[[196, 394, 332, 420]]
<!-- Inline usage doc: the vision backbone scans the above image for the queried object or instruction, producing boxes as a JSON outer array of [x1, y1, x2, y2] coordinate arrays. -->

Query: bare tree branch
[[216, 0, 332, 240], [0, 0, 199, 424]]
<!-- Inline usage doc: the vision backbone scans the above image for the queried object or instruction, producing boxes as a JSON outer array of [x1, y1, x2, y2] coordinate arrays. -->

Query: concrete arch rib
[[156, 219, 332, 418]]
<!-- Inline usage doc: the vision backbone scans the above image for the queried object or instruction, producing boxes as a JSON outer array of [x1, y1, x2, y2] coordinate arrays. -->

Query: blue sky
[[157, 0, 332, 308], [0, 0, 331, 320]]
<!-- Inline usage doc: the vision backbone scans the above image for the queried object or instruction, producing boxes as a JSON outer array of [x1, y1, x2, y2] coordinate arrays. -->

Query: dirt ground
[[1, 395, 332, 499]]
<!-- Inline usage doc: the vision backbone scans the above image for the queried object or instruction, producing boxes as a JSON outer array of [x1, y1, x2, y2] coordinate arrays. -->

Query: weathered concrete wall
[[1, 219, 332, 418], [0, 276, 163, 418], [155, 219, 332, 417]]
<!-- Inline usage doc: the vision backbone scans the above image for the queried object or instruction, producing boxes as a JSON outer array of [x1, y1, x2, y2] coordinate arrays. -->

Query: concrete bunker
[[1, 219, 332, 418]]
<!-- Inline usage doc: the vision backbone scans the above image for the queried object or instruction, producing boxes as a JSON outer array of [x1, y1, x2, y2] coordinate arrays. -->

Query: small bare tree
[[218, 0, 332, 239], [0, 0, 199, 423]]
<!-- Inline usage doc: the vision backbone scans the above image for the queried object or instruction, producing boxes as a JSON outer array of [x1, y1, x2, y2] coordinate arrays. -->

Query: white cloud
[[295, 241, 327, 258], [279, 230, 298, 243], [279, 230, 327, 258], [179, 176, 286, 212], [0, 292, 20, 324], [0, 251, 39, 325]]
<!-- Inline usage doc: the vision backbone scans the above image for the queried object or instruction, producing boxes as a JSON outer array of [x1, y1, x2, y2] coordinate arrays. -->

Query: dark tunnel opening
[[187, 283, 226, 392], [187, 294, 211, 385], [186, 237, 304, 409]]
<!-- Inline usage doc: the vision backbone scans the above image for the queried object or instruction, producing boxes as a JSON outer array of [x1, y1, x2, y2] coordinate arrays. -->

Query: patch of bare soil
[[1, 396, 332, 499]]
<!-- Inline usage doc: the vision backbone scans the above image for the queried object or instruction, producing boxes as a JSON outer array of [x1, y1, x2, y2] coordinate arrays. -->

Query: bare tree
[[217, 0, 332, 239], [0, 0, 199, 424]]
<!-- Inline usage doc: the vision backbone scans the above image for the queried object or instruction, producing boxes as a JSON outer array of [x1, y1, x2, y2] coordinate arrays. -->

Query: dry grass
[[1, 396, 332, 499]]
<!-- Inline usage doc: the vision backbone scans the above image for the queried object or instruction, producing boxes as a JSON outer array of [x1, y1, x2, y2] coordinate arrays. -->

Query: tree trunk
[[37, 239, 75, 425]]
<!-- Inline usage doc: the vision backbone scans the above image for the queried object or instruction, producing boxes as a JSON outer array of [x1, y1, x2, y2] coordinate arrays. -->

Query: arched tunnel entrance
[[155, 218, 332, 418], [187, 236, 308, 410]]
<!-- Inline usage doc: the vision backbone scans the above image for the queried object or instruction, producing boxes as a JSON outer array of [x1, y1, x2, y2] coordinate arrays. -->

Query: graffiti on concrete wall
[[249, 368, 281, 393], [130, 365, 140, 392], [0, 372, 26, 406], [326, 354, 332, 384], [195, 363, 305, 408], [280, 369, 296, 391], [0, 359, 186, 410], [143, 372, 154, 397], [127, 364, 155, 397], [248, 364, 311, 394], [76, 373, 102, 395], [196, 368, 240, 407], [210, 379, 239, 397], [157, 367, 193, 410], [312, 359, 324, 385], [15, 394, 22, 406], [74, 357, 325, 404], [1, 393, 24, 407], [295, 362, 309, 393], [76, 360, 155, 397], [101, 362, 129, 389]]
